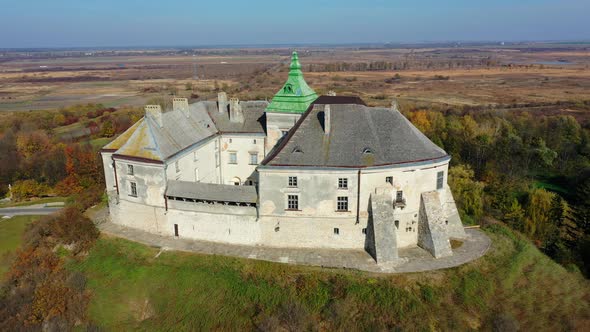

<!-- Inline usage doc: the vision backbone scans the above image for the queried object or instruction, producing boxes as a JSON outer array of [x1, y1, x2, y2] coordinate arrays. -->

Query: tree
[[100, 120, 115, 137], [504, 198, 525, 229], [448, 164, 485, 221], [524, 188, 556, 244], [10, 180, 50, 201], [407, 111, 432, 135], [572, 177, 590, 235], [15, 131, 50, 159]]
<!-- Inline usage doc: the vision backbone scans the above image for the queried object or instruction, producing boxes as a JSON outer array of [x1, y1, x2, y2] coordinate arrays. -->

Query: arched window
[[394, 220, 399, 229], [362, 147, 373, 154]]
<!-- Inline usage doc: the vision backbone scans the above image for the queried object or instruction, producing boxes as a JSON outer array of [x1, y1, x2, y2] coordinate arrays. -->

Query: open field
[[67, 224, 589, 330], [1, 44, 589, 120]]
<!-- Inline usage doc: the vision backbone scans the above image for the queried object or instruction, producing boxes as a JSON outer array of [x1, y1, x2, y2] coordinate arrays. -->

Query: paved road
[[0, 207, 61, 216]]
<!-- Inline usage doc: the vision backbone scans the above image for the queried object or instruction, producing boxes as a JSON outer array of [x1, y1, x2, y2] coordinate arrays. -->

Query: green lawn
[[69, 225, 590, 331], [89, 137, 113, 149], [0, 196, 67, 208], [0, 215, 40, 276]]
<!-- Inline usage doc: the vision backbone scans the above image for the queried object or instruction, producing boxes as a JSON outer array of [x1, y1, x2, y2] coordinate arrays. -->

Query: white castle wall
[[114, 159, 167, 207], [257, 158, 450, 249], [109, 197, 259, 245], [264, 112, 301, 153], [107, 149, 451, 250], [219, 134, 265, 185], [165, 136, 220, 184], [101, 152, 116, 192], [359, 159, 450, 248]]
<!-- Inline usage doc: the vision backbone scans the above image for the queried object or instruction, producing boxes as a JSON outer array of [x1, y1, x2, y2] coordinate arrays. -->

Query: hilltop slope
[[69, 224, 590, 331]]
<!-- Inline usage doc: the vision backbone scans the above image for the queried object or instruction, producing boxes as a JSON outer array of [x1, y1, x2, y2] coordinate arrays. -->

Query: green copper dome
[[265, 51, 318, 114]]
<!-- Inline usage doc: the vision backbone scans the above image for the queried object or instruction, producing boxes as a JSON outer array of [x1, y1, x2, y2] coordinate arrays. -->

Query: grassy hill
[[0, 215, 40, 276], [69, 224, 590, 331]]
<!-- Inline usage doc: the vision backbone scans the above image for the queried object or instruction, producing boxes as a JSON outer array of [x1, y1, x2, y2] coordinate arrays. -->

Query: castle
[[100, 52, 466, 264]]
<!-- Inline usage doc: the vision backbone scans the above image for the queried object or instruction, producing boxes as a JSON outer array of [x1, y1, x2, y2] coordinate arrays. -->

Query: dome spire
[[289, 51, 302, 74], [265, 50, 318, 114]]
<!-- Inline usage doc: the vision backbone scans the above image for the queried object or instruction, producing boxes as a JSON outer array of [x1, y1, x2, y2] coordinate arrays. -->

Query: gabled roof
[[102, 120, 142, 152], [265, 51, 318, 114], [111, 102, 218, 162], [262, 96, 448, 168], [104, 100, 268, 163]]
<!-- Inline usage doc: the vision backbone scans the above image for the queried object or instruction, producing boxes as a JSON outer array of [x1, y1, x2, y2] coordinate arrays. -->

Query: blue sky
[[0, 0, 588, 48]]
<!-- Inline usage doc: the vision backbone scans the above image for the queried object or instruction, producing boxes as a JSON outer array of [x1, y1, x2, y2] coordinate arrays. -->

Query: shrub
[[10, 179, 51, 201]]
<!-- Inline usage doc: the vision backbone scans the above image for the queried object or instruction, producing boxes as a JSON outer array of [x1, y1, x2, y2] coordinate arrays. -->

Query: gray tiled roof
[[206, 100, 268, 134], [166, 180, 258, 204], [108, 100, 267, 162], [113, 103, 217, 162], [262, 102, 447, 167]]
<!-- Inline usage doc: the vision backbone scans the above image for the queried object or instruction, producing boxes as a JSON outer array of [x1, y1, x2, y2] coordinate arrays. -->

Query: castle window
[[215, 153, 220, 167], [288, 176, 298, 187], [386, 176, 393, 185], [129, 182, 137, 197], [337, 196, 349, 212], [229, 152, 237, 164], [338, 178, 348, 189], [362, 228, 367, 234], [334, 228, 340, 235], [253, 139, 257, 144], [229, 138, 232, 143], [249, 153, 258, 165], [175, 161, 180, 173], [363, 147, 373, 154], [127, 164, 134, 175], [395, 220, 399, 229], [292, 146, 303, 154], [437, 171, 444, 190], [396, 191, 403, 202], [287, 194, 299, 210]]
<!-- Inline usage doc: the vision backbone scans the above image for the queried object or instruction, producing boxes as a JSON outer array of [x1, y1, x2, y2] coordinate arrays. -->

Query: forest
[[403, 104, 590, 275]]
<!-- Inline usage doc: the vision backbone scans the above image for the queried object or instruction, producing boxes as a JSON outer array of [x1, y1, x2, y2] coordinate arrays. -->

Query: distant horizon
[[1, 1, 588, 49], [1, 39, 590, 52]]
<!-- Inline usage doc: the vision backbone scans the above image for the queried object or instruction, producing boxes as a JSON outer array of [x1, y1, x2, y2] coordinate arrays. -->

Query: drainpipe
[[164, 187, 168, 212], [112, 158, 119, 196], [218, 136, 223, 184], [356, 169, 361, 224]]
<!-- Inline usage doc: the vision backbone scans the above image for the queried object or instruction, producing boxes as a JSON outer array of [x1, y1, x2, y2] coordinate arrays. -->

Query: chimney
[[173, 97, 190, 118], [229, 98, 244, 123], [145, 105, 163, 128], [218, 92, 228, 113], [323, 104, 331, 135]]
